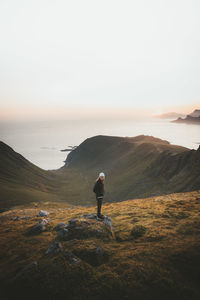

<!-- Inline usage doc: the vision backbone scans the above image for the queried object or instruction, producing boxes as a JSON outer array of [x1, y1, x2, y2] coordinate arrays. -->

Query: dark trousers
[[96, 195, 103, 216]]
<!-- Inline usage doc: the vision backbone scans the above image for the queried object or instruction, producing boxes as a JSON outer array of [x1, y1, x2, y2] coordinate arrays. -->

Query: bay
[[0, 117, 199, 170]]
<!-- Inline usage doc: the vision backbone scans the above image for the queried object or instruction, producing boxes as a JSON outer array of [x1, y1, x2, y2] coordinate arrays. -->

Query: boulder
[[54, 222, 68, 231], [82, 213, 114, 230], [57, 214, 114, 241], [21, 216, 30, 220], [46, 242, 63, 254], [68, 218, 78, 226], [38, 210, 49, 217], [13, 215, 30, 221], [63, 251, 81, 265], [95, 244, 104, 256], [13, 216, 21, 221], [82, 213, 97, 219], [58, 228, 69, 239], [28, 218, 50, 234]]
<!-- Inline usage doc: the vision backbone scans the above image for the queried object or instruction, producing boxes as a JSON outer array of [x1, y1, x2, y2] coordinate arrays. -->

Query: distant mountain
[[154, 112, 186, 119], [189, 109, 200, 117], [172, 109, 200, 124], [1, 135, 200, 210]]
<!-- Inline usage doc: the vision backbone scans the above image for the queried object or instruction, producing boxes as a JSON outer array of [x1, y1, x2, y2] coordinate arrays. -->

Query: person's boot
[[98, 214, 104, 219]]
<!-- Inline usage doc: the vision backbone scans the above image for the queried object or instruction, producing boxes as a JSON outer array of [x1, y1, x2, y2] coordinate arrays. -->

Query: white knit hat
[[99, 172, 105, 177]]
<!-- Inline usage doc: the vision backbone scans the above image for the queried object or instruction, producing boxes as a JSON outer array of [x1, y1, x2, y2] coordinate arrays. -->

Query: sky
[[0, 0, 200, 121]]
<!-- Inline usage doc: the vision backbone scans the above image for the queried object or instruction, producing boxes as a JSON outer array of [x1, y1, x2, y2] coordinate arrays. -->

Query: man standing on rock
[[93, 172, 105, 219]]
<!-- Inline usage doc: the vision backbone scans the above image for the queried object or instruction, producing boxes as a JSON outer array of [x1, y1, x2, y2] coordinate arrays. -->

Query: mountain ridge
[[57, 134, 199, 203], [172, 109, 200, 124], [1, 135, 200, 210]]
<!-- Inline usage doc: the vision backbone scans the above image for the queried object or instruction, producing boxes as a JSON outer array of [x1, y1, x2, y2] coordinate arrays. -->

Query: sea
[[0, 117, 199, 170]]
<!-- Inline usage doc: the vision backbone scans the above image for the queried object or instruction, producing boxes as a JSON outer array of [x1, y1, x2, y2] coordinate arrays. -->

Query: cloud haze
[[0, 0, 199, 120]]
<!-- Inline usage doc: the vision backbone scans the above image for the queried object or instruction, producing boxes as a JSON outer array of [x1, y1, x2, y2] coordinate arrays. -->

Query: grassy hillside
[[1, 190, 200, 300], [55, 135, 200, 205], [1, 135, 200, 209], [0, 141, 62, 210]]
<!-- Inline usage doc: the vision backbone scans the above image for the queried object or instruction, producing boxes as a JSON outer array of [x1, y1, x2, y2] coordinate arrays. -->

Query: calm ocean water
[[0, 118, 199, 170]]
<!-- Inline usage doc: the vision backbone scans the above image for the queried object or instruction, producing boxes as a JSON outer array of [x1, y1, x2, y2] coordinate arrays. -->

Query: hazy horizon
[[1, 103, 199, 122], [1, 117, 199, 170]]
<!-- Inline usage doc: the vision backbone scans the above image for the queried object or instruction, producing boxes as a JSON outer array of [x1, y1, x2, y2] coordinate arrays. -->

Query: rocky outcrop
[[46, 242, 63, 254], [28, 218, 50, 234], [63, 252, 81, 265], [12, 215, 30, 221], [38, 210, 49, 217], [189, 109, 200, 118], [172, 109, 200, 124], [56, 214, 114, 241], [13, 216, 21, 221]]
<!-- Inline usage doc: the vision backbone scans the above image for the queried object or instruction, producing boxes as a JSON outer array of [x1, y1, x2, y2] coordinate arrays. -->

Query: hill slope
[[1, 190, 200, 300], [0, 141, 62, 210], [56, 135, 200, 204], [1, 135, 200, 209]]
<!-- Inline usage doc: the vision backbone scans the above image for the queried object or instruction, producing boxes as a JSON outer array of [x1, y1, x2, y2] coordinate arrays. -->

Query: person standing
[[93, 172, 105, 219]]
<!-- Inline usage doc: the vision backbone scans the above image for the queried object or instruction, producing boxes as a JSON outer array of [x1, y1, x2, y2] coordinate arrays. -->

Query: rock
[[58, 228, 69, 238], [54, 222, 68, 231], [81, 220, 89, 224], [68, 218, 78, 226], [21, 216, 30, 220], [58, 215, 114, 241], [46, 242, 63, 254], [95, 244, 104, 256], [101, 215, 113, 230], [29, 218, 50, 234], [13, 216, 21, 221], [82, 213, 114, 230], [38, 210, 49, 217], [40, 218, 50, 225], [63, 251, 81, 265], [82, 213, 97, 219]]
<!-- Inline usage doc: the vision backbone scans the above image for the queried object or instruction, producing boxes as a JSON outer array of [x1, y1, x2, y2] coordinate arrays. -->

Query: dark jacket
[[93, 178, 105, 197]]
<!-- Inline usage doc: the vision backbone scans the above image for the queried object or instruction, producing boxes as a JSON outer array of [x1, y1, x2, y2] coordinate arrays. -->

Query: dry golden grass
[[1, 190, 200, 300]]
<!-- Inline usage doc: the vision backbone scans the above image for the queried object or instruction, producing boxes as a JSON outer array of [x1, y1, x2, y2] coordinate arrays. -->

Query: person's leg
[[99, 198, 102, 215], [96, 196, 103, 217], [96, 196, 99, 216]]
